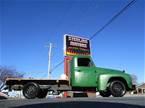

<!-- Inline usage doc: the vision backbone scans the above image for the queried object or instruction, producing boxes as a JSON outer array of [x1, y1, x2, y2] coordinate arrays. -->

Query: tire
[[37, 89, 48, 99], [99, 91, 111, 97], [109, 80, 126, 97], [23, 82, 40, 99]]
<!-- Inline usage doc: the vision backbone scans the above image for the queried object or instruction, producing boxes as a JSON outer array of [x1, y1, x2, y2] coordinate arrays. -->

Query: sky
[[0, 0, 144, 83]]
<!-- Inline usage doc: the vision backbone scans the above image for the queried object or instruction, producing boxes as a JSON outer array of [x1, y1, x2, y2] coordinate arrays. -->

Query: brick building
[[136, 83, 145, 94]]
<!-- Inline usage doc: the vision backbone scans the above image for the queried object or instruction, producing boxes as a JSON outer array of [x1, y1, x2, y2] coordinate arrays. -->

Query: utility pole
[[45, 43, 53, 79], [48, 43, 52, 79]]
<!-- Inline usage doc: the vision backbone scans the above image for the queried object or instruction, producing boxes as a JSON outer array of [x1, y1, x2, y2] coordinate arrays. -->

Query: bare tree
[[131, 74, 138, 85], [0, 66, 24, 91]]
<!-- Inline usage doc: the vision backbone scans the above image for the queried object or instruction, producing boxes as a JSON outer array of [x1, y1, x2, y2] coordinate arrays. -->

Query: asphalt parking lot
[[0, 96, 144, 108]]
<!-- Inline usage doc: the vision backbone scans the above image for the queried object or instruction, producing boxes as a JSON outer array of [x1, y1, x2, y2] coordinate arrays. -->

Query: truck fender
[[97, 74, 129, 91], [97, 74, 110, 91]]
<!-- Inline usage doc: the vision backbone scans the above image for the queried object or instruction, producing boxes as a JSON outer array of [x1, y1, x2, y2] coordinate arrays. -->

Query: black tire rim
[[112, 82, 125, 96], [24, 84, 38, 99]]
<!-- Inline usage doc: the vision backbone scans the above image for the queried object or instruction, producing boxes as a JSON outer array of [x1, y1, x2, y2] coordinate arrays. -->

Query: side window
[[77, 58, 92, 67]]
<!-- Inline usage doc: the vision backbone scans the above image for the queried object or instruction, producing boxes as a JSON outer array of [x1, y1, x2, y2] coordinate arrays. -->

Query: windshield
[[77, 58, 93, 67]]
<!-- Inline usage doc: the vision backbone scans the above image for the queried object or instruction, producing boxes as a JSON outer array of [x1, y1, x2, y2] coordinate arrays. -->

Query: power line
[[50, 60, 64, 72], [51, 0, 137, 72], [90, 0, 137, 40]]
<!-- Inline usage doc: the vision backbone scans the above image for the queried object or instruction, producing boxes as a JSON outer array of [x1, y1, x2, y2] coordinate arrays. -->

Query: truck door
[[72, 57, 97, 87]]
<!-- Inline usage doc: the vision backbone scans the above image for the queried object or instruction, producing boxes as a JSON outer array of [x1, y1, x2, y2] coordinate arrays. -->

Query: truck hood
[[95, 67, 129, 76]]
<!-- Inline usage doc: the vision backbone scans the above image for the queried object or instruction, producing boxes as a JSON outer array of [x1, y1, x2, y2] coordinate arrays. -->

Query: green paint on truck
[[70, 55, 135, 97]]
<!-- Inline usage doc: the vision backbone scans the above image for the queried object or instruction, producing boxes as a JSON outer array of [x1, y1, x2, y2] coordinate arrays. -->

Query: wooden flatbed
[[6, 78, 69, 86]]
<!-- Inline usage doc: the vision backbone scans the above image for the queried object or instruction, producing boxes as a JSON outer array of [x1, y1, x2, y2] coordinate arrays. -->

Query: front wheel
[[109, 80, 126, 97]]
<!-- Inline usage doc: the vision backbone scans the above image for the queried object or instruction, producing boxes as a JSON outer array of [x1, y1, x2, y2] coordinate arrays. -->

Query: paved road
[[0, 96, 144, 108]]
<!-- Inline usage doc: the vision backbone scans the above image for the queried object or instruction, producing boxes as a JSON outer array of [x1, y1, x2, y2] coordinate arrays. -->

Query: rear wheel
[[99, 91, 111, 97], [23, 82, 40, 99], [37, 89, 48, 99], [109, 80, 126, 97]]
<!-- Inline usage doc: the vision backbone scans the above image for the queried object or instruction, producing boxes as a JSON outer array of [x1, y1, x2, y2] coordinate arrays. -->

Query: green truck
[[5, 35, 135, 99]]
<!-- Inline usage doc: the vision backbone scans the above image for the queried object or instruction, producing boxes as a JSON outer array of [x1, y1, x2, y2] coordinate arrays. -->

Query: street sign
[[64, 34, 90, 56]]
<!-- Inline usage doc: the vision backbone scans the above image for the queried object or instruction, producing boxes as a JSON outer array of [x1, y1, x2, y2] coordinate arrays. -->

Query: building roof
[[137, 83, 145, 88]]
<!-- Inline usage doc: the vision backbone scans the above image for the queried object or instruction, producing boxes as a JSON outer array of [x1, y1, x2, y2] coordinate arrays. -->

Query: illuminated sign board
[[64, 34, 90, 56]]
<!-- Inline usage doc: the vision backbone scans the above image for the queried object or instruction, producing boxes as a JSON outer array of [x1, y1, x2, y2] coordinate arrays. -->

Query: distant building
[[136, 83, 145, 94]]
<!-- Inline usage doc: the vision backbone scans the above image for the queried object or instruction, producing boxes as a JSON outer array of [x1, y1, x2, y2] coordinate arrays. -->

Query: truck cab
[[70, 56, 97, 87]]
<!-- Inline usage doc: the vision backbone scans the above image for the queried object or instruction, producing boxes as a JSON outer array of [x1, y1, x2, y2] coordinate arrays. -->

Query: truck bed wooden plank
[[5, 78, 69, 86]]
